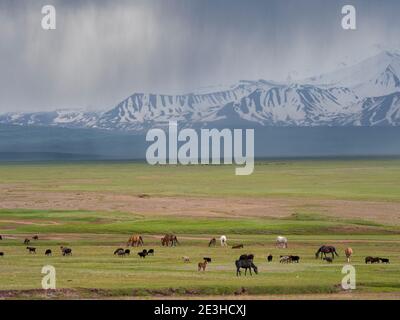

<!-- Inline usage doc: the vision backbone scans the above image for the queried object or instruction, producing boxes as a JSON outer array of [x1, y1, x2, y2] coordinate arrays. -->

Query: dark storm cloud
[[1, 0, 400, 112]]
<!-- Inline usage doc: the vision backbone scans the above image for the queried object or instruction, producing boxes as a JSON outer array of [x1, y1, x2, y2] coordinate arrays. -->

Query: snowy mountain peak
[[1, 51, 400, 130]]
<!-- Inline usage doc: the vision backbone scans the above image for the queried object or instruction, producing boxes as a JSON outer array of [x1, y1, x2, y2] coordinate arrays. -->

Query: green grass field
[[0, 160, 399, 299], [0, 159, 400, 200]]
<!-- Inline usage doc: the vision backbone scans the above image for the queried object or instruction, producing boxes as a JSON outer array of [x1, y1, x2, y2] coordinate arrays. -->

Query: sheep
[[60, 246, 72, 256], [114, 248, 124, 255], [323, 257, 333, 263], [45, 249, 52, 256], [267, 254, 273, 262], [182, 256, 190, 263]]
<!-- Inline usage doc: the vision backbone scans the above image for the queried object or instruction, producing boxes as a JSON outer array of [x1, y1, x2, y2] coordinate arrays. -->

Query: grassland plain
[[0, 160, 399, 299]]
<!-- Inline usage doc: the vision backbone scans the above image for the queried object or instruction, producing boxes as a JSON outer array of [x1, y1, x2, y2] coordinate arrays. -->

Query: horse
[[315, 245, 339, 260], [26, 247, 36, 254], [276, 236, 288, 248], [127, 235, 144, 247], [239, 254, 254, 261], [380, 258, 390, 264], [345, 247, 353, 263], [198, 260, 208, 271], [232, 244, 244, 249], [220, 235, 227, 247], [208, 238, 216, 247], [365, 256, 380, 264], [235, 259, 258, 276], [161, 234, 179, 247], [32, 235, 39, 240]]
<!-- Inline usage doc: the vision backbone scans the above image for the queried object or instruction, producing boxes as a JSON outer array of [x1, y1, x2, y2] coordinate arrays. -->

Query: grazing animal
[[32, 235, 39, 240], [239, 254, 254, 261], [267, 254, 273, 262], [24, 238, 30, 245], [138, 251, 147, 258], [0, 235, 3, 240], [380, 258, 390, 264], [127, 234, 144, 247], [147, 249, 154, 256], [235, 259, 258, 276], [365, 256, 380, 264], [0, 252, 4, 257], [203, 257, 212, 263], [315, 245, 339, 260], [280, 255, 291, 263], [208, 238, 216, 247], [232, 244, 244, 249], [124, 249, 130, 255], [114, 248, 124, 255], [276, 236, 288, 249], [220, 235, 227, 247], [182, 256, 190, 263], [161, 234, 179, 247], [117, 250, 126, 257], [198, 260, 208, 271], [290, 255, 300, 263], [324, 257, 333, 263], [45, 249, 52, 256], [26, 247, 36, 254], [60, 246, 72, 256], [345, 247, 353, 263]]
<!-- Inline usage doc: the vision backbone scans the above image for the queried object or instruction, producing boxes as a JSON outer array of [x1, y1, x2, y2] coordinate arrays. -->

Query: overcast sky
[[1, 0, 400, 112]]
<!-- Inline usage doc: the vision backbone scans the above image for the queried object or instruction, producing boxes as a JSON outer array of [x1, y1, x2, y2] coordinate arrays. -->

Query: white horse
[[220, 235, 227, 247], [276, 236, 288, 248]]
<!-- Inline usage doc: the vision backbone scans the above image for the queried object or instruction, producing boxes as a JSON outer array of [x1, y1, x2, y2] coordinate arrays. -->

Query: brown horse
[[127, 235, 144, 247], [198, 260, 208, 271], [208, 238, 216, 247], [345, 247, 353, 263], [161, 234, 179, 247]]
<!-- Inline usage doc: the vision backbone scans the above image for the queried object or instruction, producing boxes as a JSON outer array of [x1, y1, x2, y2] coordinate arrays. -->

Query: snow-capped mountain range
[[2, 51, 400, 131]]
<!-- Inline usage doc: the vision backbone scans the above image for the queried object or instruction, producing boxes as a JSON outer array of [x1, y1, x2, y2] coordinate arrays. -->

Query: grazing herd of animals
[[0, 234, 392, 275]]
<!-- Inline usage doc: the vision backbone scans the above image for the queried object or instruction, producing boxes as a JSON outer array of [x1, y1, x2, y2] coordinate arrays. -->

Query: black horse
[[235, 259, 258, 276], [315, 245, 339, 260]]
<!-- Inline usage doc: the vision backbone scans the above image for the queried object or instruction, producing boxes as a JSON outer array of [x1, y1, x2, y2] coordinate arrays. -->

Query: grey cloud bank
[[1, 0, 400, 112]]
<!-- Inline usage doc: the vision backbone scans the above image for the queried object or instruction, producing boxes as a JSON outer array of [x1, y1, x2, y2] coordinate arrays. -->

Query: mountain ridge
[[2, 51, 400, 131]]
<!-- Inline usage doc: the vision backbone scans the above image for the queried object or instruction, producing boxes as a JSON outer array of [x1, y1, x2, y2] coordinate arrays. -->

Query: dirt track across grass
[[1, 188, 400, 225]]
